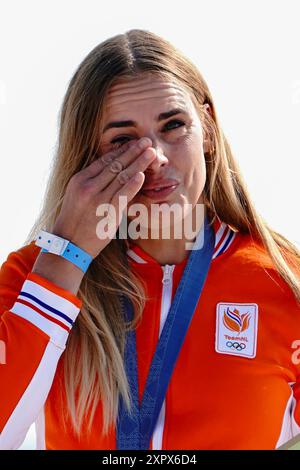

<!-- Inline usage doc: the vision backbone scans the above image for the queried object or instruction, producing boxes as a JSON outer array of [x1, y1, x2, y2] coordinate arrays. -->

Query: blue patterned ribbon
[[116, 214, 215, 449]]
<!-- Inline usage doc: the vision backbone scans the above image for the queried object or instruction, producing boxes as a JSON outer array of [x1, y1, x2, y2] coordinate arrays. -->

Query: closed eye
[[110, 119, 185, 148]]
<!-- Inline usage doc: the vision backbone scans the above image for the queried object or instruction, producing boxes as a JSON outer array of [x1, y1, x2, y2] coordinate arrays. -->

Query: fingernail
[[144, 148, 155, 159], [133, 172, 142, 182]]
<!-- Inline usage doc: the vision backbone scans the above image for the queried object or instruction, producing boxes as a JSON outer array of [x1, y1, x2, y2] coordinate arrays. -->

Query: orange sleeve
[[0, 243, 82, 449]]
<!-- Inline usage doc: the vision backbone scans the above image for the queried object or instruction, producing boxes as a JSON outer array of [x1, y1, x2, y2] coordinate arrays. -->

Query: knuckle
[[69, 172, 80, 185], [78, 179, 96, 198], [101, 152, 114, 164], [68, 173, 82, 191], [112, 141, 137, 158], [88, 156, 104, 172], [111, 145, 127, 158], [117, 170, 131, 185]]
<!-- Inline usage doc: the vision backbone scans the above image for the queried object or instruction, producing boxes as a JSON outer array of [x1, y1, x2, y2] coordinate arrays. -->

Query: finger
[[91, 138, 153, 192], [80, 141, 135, 180], [102, 147, 157, 198], [96, 172, 145, 241], [111, 171, 146, 222], [81, 137, 152, 181]]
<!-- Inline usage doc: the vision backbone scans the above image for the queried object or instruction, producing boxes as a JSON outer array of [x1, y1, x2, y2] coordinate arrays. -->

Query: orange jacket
[[0, 219, 300, 450]]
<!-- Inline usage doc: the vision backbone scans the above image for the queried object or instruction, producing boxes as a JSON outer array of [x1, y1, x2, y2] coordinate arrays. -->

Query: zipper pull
[[162, 264, 173, 285]]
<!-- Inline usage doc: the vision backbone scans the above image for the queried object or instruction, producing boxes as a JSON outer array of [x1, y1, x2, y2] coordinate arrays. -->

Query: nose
[[145, 146, 169, 172]]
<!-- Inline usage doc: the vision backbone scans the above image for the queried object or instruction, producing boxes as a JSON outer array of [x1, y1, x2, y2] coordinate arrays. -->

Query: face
[[99, 73, 209, 235]]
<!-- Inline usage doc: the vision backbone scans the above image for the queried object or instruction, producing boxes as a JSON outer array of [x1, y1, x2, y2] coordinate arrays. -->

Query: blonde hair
[[25, 29, 300, 438]]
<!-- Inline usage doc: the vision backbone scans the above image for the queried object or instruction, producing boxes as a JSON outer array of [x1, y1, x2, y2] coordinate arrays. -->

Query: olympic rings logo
[[226, 341, 246, 351]]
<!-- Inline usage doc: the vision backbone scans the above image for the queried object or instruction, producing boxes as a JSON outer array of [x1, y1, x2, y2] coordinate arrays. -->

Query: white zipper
[[159, 264, 174, 335], [151, 264, 175, 450]]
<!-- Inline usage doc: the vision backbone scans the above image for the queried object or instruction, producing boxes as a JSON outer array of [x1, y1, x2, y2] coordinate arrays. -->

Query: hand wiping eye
[[110, 119, 185, 148]]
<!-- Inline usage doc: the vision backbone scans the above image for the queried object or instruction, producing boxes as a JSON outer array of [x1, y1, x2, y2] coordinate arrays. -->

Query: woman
[[0, 29, 300, 450]]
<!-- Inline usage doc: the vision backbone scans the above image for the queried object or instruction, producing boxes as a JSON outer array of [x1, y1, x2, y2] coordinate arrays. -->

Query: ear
[[203, 103, 212, 118]]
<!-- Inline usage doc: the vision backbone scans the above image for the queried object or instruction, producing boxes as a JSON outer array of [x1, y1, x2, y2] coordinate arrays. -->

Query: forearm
[[31, 251, 86, 295]]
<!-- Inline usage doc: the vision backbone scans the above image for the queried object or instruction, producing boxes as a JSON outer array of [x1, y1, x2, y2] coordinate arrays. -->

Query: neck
[[128, 203, 206, 265], [132, 237, 190, 265]]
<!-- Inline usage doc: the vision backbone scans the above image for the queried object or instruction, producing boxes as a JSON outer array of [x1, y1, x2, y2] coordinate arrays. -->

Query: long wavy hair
[[25, 29, 300, 438]]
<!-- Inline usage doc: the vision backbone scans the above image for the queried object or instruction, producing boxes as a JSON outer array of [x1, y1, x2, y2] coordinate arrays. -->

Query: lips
[[138, 179, 180, 201], [141, 178, 180, 192]]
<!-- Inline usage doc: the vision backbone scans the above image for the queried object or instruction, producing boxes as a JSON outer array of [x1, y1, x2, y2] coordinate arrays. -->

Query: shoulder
[[218, 231, 300, 303], [233, 232, 300, 273]]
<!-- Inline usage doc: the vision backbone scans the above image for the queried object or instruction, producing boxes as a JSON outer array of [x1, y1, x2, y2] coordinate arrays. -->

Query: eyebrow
[[103, 107, 188, 133]]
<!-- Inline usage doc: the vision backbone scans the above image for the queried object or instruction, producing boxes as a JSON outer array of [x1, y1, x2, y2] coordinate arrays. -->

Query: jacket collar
[[127, 215, 238, 266]]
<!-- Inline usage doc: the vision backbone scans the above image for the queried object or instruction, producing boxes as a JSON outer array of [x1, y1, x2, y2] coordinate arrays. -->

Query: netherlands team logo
[[215, 303, 258, 358], [222, 307, 251, 334]]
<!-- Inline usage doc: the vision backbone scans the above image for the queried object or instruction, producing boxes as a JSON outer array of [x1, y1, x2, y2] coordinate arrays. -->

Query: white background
[[0, 0, 299, 450]]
